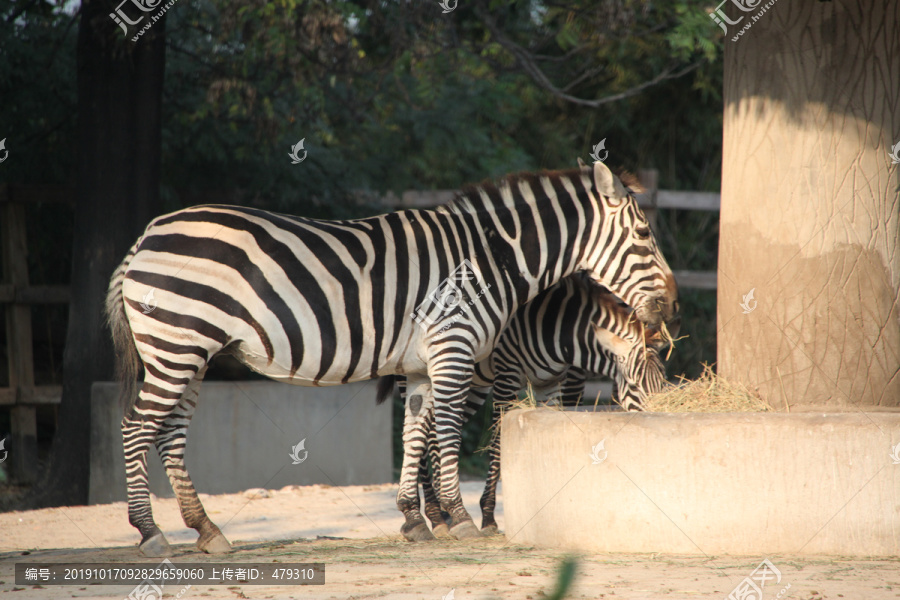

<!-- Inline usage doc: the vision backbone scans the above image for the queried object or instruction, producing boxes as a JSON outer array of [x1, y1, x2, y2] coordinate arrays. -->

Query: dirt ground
[[1, 482, 898, 599]]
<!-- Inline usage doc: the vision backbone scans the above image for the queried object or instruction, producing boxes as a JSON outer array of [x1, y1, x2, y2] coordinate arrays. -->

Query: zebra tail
[[105, 244, 141, 418], [375, 375, 396, 405]]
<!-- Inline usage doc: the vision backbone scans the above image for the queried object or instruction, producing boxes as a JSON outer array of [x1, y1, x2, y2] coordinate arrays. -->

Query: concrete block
[[501, 409, 900, 556], [90, 380, 392, 505]]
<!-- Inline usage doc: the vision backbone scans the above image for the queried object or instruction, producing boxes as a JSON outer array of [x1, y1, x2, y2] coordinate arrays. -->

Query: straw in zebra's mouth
[[635, 317, 684, 362], [658, 320, 678, 361]]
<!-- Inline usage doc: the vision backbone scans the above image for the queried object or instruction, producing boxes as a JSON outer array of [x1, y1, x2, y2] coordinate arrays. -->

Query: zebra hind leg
[[122, 380, 192, 555], [122, 408, 172, 557], [155, 366, 231, 554], [122, 349, 215, 557]]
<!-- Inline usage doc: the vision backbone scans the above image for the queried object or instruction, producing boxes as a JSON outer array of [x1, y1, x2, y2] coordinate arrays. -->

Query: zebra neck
[[439, 176, 596, 310]]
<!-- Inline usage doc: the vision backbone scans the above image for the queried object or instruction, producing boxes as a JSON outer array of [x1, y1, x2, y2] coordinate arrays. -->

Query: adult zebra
[[380, 273, 675, 538], [105, 160, 677, 556]]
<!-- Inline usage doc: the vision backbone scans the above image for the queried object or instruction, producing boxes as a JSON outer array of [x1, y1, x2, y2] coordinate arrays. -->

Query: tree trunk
[[718, 0, 900, 410], [23, 0, 166, 507]]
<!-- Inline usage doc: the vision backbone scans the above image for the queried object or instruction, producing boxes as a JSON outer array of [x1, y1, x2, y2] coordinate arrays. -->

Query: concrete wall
[[502, 409, 900, 556], [90, 380, 392, 505]]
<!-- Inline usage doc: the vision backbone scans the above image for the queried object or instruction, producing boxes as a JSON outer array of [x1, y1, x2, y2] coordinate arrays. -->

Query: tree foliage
[[2, 0, 723, 207]]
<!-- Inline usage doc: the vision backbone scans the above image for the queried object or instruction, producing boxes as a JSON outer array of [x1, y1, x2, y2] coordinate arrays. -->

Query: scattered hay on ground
[[639, 363, 775, 412]]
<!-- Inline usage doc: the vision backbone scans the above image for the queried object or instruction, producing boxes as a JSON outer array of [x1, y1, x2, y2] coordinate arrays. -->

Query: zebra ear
[[592, 160, 628, 200], [592, 324, 631, 358], [577, 157, 588, 170]]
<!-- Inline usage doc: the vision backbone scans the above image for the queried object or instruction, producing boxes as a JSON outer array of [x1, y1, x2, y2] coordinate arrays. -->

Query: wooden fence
[[0, 173, 719, 481], [0, 184, 70, 483]]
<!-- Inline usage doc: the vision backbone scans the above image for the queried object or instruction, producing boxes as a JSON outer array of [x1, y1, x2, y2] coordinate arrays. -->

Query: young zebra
[[105, 160, 677, 556], [379, 274, 674, 537]]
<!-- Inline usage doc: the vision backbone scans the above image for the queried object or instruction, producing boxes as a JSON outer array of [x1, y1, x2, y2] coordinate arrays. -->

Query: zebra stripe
[[106, 160, 677, 554]]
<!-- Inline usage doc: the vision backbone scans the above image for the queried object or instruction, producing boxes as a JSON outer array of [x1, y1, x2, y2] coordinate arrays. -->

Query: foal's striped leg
[[478, 388, 513, 535], [559, 369, 587, 407]]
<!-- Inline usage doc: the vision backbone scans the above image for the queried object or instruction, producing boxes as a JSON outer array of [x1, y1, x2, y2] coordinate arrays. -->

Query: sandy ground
[[1, 482, 899, 599]]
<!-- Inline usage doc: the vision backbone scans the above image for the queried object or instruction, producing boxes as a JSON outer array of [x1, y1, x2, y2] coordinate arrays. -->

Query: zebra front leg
[[431, 362, 482, 539], [421, 418, 452, 538], [425, 383, 489, 537], [478, 403, 502, 534], [419, 453, 451, 538], [559, 369, 587, 407], [479, 383, 517, 535], [155, 367, 231, 554], [396, 379, 435, 542]]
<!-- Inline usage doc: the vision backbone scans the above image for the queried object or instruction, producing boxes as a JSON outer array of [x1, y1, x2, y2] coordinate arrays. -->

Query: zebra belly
[[522, 365, 570, 389], [231, 337, 427, 387]]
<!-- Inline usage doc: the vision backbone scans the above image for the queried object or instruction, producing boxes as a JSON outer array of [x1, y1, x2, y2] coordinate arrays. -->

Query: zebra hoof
[[198, 531, 232, 554], [449, 520, 483, 539], [139, 532, 173, 557], [432, 523, 453, 539], [481, 524, 501, 536], [402, 522, 436, 542]]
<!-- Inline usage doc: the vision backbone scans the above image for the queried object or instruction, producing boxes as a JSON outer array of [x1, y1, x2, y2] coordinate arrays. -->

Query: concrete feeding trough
[[501, 409, 900, 556]]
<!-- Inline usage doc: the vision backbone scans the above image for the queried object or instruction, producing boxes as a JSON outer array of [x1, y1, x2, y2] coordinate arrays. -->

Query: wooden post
[[1, 201, 38, 484]]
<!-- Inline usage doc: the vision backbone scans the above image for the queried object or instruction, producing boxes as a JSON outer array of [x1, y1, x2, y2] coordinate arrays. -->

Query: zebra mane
[[615, 170, 644, 194], [439, 165, 640, 217], [441, 167, 589, 215]]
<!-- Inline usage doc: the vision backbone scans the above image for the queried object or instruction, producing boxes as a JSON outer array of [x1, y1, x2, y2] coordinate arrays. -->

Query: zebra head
[[586, 285, 675, 411], [577, 160, 678, 327], [605, 338, 671, 411]]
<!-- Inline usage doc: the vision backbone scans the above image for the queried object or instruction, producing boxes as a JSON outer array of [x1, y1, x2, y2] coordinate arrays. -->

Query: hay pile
[[639, 364, 775, 413]]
